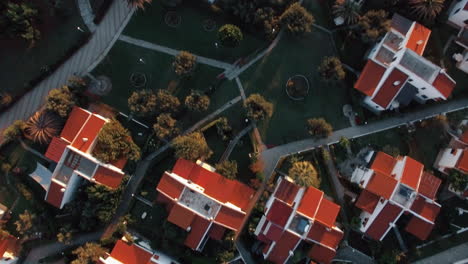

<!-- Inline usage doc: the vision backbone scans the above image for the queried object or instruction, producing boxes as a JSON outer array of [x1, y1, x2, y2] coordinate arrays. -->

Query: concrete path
[[413, 243, 468, 264], [235, 77, 247, 102], [219, 123, 254, 162], [0, 0, 134, 141], [119, 35, 233, 70], [77, 0, 96, 32]]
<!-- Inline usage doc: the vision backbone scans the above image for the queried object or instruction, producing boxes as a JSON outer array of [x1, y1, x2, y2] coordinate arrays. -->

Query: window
[[421, 95, 428, 99], [454, 8, 461, 14], [409, 78, 414, 82], [422, 87, 426, 90]]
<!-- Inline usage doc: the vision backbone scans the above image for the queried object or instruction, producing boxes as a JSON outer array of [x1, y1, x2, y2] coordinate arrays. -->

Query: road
[[413, 242, 468, 264]]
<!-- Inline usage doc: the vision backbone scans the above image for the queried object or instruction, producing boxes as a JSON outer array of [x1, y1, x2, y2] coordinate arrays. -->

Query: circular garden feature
[[165, 11, 181, 28], [130, 72, 147, 88], [202, 19, 216, 32], [285, 75, 309, 100]]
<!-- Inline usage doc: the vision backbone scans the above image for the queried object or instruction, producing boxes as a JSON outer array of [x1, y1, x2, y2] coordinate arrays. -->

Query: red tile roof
[[365, 202, 402, 240], [314, 199, 341, 228], [267, 231, 301, 264], [71, 114, 106, 152], [366, 172, 398, 200], [418, 172, 441, 200], [208, 223, 226, 241], [274, 179, 300, 205], [410, 196, 440, 222], [307, 223, 343, 249], [265, 222, 284, 242], [45, 137, 70, 163], [46, 180, 65, 208], [371, 68, 408, 108], [401, 157, 423, 190], [108, 240, 152, 264], [354, 60, 387, 97], [172, 158, 196, 179], [456, 149, 468, 173], [184, 215, 210, 250], [297, 187, 323, 219], [156, 173, 185, 200], [460, 130, 468, 144], [406, 23, 431, 56], [93, 166, 124, 189], [308, 243, 336, 264], [111, 158, 127, 170], [371, 152, 396, 176], [167, 203, 195, 230], [432, 72, 455, 99], [405, 216, 435, 240], [267, 200, 293, 227], [60, 107, 90, 142], [214, 206, 244, 231], [355, 190, 380, 214], [0, 236, 17, 258]]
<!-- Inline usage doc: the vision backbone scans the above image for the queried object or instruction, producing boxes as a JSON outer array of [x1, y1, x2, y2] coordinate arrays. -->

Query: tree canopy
[[216, 160, 238, 180], [153, 113, 179, 140], [71, 243, 107, 264], [448, 170, 468, 192], [244, 94, 274, 121], [218, 24, 243, 47], [318, 56, 346, 81], [307, 118, 333, 138], [172, 132, 213, 161], [155, 89, 180, 113], [357, 10, 391, 43], [92, 120, 141, 163], [409, 0, 445, 22], [3, 120, 26, 143], [24, 110, 61, 144], [128, 90, 157, 117], [45, 86, 76, 118], [185, 90, 210, 112], [280, 3, 314, 36], [125, 0, 152, 9], [288, 161, 320, 188], [173, 51, 197, 77], [15, 210, 36, 237], [332, 0, 361, 25]]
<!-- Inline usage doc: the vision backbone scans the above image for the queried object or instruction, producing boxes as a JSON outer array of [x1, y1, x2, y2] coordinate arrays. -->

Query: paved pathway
[[77, 0, 96, 32], [335, 245, 375, 264], [119, 35, 233, 70], [0, 0, 134, 141], [413, 243, 468, 264], [219, 123, 254, 162]]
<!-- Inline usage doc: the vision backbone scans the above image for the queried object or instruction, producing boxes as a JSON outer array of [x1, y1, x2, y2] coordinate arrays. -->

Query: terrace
[[383, 31, 405, 51], [399, 49, 438, 82], [288, 214, 311, 236], [179, 187, 221, 219]]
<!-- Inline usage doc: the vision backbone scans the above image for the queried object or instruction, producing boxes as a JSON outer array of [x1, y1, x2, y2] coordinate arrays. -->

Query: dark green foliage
[[318, 56, 346, 81], [153, 113, 179, 140], [244, 94, 274, 121], [216, 117, 233, 141], [280, 2, 314, 36], [92, 120, 141, 163], [216, 160, 238, 180], [218, 24, 243, 47], [357, 10, 391, 43], [2, 2, 40, 47], [45, 86, 76, 118], [332, 0, 361, 25], [448, 170, 468, 192], [185, 90, 210, 112], [128, 90, 157, 117], [307, 118, 333, 138], [172, 132, 213, 161], [3, 120, 26, 143]]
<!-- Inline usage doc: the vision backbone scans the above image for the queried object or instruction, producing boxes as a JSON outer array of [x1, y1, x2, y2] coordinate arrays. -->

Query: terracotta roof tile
[[418, 172, 441, 200], [184, 215, 210, 250], [371, 68, 408, 109], [46, 180, 65, 208], [371, 152, 396, 176], [267, 200, 293, 227], [172, 158, 196, 179], [267, 231, 301, 264], [156, 173, 185, 200], [401, 157, 424, 190], [274, 179, 300, 205], [406, 23, 431, 55], [366, 172, 398, 199], [354, 60, 387, 97], [93, 166, 124, 189], [355, 190, 380, 214], [432, 72, 455, 99], [265, 222, 284, 242], [60, 107, 90, 142], [307, 223, 343, 249], [314, 199, 341, 228], [456, 149, 468, 173], [167, 203, 195, 230], [208, 223, 226, 241], [297, 187, 323, 219], [365, 202, 402, 240], [108, 240, 153, 264], [45, 137, 70, 163], [214, 206, 244, 231], [71, 114, 106, 153], [410, 196, 440, 222], [460, 130, 468, 144], [0, 235, 17, 257], [405, 216, 434, 240], [308, 243, 337, 264]]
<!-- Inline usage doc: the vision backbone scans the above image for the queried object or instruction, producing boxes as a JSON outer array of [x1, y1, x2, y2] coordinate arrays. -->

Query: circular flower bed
[[285, 75, 309, 100], [130, 72, 147, 88], [202, 19, 216, 32], [165, 11, 181, 28]]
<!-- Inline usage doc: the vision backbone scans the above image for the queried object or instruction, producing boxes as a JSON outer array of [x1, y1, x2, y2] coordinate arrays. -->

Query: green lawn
[[240, 31, 350, 146], [0, 0, 86, 98], [123, 1, 266, 63]]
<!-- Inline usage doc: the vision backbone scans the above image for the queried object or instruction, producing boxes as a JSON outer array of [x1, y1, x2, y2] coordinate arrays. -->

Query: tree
[[216, 117, 233, 141], [24, 111, 61, 144], [280, 3, 314, 36], [173, 51, 197, 77], [3, 120, 26, 143], [409, 0, 445, 22], [45, 86, 76, 118], [57, 224, 73, 245], [307, 118, 333, 138], [84, 184, 122, 224], [155, 90, 180, 113], [318, 56, 346, 81], [185, 90, 210, 112], [217, 250, 235, 263], [153, 113, 179, 140], [218, 24, 243, 47], [216, 160, 238, 180], [332, 0, 361, 25], [253, 7, 280, 40], [92, 120, 141, 163], [288, 161, 320, 188], [4, 3, 40, 47], [71, 243, 107, 264], [15, 210, 35, 237], [448, 170, 468, 192], [172, 132, 213, 161], [382, 145, 400, 157], [357, 10, 391, 43], [0, 226, 10, 239], [125, 0, 152, 9], [244, 94, 274, 121], [339, 137, 350, 149], [128, 90, 157, 117]]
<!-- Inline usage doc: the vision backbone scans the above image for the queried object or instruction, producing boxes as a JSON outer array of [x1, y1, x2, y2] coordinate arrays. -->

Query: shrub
[[185, 90, 210, 112], [173, 51, 197, 77], [172, 132, 213, 161], [2, 120, 26, 143], [280, 3, 314, 36], [45, 86, 76, 118], [153, 113, 179, 140], [307, 118, 333, 138], [448, 170, 468, 192], [357, 10, 391, 43], [215, 160, 238, 180], [128, 90, 157, 117], [218, 24, 243, 47], [318, 56, 346, 81], [244, 94, 274, 121], [155, 90, 180, 113]]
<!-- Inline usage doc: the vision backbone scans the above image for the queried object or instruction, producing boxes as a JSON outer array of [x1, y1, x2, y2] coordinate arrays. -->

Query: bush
[[357, 10, 390, 43], [172, 132, 213, 161], [318, 56, 346, 81], [173, 51, 197, 77], [280, 2, 314, 36], [307, 118, 333, 138], [244, 94, 274, 121], [2, 120, 26, 143], [218, 24, 243, 47], [45, 86, 76, 118], [153, 113, 179, 140], [185, 90, 210, 112], [128, 90, 157, 117], [215, 160, 238, 180]]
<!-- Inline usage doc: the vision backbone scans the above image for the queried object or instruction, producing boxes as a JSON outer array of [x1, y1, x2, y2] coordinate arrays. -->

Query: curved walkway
[[0, 0, 134, 141], [77, 0, 96, 32]]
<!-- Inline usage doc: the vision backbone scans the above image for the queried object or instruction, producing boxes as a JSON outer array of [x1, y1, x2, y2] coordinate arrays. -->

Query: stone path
[[119, 35, 233, 70], [77, 0, 96, 32], [0, 0, 134, 142]]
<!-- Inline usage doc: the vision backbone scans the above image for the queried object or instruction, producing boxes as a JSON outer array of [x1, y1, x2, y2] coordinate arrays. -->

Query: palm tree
[[24, 111, 61, 144], [125, 0, 152, 9], [288, 161, 320, 188], [409, 0, 445, 22], [332, 0, 361, 25]]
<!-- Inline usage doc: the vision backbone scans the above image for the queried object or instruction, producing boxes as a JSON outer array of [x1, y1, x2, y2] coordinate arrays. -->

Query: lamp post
[[138, 58, 145, 64], [77, 26, 84, 32]]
